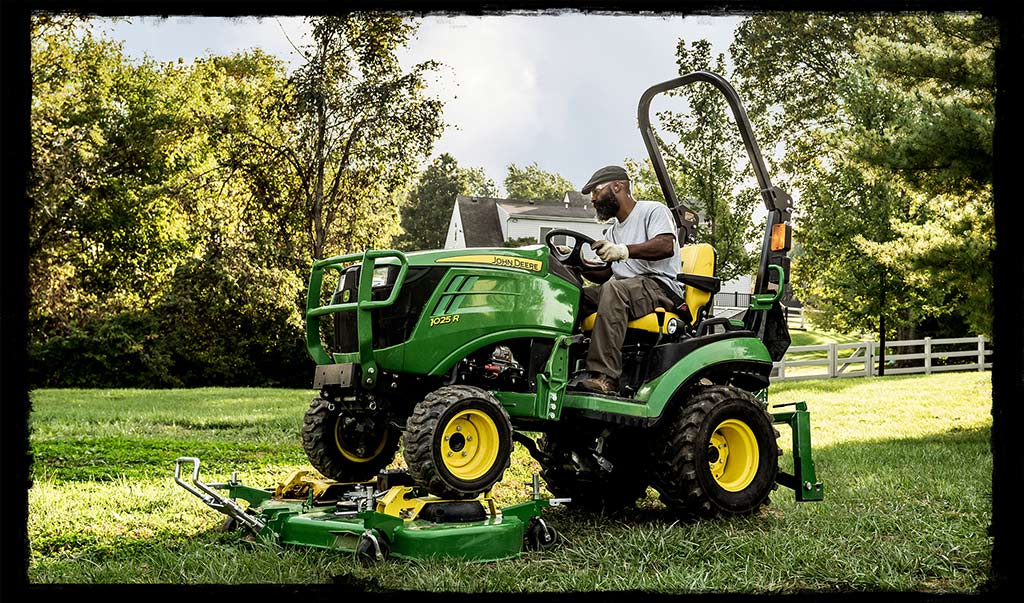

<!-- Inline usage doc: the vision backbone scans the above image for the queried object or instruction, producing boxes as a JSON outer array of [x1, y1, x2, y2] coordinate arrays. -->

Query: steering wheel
[[544, 228, 608, 275]]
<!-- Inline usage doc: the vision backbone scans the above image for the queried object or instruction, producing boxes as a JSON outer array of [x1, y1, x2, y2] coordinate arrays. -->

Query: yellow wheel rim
[[334, 420, 388, 463], [440, 408, 500, 481], [708, 418, 759, 492]]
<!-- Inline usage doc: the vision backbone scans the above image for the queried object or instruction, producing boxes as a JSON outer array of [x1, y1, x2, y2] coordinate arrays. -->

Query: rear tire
[[649, 385, 780, 519], [301, 397, 400, 482], [403, 385, 513, 499]]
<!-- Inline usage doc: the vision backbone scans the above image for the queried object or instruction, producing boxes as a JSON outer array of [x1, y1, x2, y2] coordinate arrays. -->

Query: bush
[[150, 252, 312, 388], [28, 252, 314, 389], [28, 312, 180, 388]]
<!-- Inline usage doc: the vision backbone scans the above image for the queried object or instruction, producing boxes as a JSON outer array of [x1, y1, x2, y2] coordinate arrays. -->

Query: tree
[[845, 16, 995, 338], [262, 14, 446, 260], [396, 153, 497, 251], [731, 13, 994, 337], [29, 16, 194, 338], [503, 162, 574, 201], [29, 17, 313, 387]]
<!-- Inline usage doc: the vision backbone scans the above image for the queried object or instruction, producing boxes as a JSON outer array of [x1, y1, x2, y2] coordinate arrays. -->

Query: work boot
[[581, 372, 618, 395]]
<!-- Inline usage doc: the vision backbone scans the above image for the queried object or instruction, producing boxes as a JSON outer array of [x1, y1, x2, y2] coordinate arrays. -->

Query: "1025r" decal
[[429, 314, 460, 327]]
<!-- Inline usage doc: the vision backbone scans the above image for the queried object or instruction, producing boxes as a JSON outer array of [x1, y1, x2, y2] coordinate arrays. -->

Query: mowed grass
[[26, 372, 993, 592]]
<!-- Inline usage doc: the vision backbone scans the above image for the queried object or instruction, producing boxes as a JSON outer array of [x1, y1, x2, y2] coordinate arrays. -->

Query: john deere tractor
[[301, 71, 822, 521]]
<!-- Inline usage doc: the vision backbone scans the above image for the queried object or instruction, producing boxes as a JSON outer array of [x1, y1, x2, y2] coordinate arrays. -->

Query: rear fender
[[635, 337, 773, 421]]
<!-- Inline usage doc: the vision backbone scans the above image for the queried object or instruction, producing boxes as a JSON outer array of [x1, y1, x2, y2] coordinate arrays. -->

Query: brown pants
[[580, 276, 676, 379]]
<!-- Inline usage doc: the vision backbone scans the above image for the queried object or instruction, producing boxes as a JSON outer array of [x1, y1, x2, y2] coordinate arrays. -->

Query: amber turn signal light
[[770, 223, 791, 252]]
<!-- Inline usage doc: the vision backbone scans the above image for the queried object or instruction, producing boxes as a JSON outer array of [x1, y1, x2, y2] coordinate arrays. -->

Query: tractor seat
[[580, 243, 719, 335], [579, 307, 685, 335]]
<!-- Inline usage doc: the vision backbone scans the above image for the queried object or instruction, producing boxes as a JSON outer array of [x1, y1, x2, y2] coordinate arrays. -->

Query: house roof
[[455, 196, 506, 247], [517, 204, 595, 219], [456, 193, 598, 243]]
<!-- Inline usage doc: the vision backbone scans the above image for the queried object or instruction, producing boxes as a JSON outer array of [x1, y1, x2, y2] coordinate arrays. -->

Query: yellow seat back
[[680, 243, 716, 324]]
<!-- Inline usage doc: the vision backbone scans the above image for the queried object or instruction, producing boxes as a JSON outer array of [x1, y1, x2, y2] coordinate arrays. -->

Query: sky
[[100, 12, 746, 195]]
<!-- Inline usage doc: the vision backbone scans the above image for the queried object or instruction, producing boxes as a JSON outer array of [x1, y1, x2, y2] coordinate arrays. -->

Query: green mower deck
[[174, 457, 565, 564]]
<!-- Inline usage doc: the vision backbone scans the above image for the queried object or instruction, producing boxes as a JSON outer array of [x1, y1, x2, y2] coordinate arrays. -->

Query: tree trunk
[[311, 97, 328, 260]]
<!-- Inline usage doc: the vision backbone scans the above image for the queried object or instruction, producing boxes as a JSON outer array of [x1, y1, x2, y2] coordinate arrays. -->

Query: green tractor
[[301, 71, 822, 521]]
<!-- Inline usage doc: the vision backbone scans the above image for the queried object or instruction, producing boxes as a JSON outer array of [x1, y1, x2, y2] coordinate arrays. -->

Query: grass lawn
[[25, 371, 993, 592]]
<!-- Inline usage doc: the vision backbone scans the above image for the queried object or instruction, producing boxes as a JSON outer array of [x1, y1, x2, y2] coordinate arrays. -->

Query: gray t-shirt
[[603, 200, 684, 299]]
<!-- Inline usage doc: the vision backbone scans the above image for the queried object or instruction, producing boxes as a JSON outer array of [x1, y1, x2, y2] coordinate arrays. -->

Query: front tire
[[301, 397, 400, 482], [403, 385, 513, 499], [649, 385, 780, 519]]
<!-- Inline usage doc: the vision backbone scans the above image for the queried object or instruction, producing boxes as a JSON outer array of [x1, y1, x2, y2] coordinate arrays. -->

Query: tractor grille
[[331, 266, 448, 354]]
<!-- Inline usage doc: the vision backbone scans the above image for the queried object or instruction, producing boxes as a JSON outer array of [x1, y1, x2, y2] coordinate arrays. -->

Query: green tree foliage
[[625, 39, 759, 282], [30, 17, 192, 338], [504, 162, 574, 201], [732, 13, 994, 337], [29, 16, 311, 387], [27, 15, 446, 387], [272, 14, 446, 259], [396, 153, 497, 251]]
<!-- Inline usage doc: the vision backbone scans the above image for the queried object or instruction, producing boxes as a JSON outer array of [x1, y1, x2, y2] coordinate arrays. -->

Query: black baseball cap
[[581, 165, 630, 194]]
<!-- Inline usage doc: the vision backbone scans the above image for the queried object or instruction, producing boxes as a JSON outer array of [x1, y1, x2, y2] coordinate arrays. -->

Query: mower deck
[[174, 458, 566, 564]]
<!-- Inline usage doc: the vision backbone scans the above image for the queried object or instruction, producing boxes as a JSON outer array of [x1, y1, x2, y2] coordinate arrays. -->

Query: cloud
[[400, 16, 548, 189], [400, 13, 742, 189]]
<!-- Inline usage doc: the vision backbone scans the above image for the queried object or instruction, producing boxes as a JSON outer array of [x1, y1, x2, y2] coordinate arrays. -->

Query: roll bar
[[636, 71, 793, 315]]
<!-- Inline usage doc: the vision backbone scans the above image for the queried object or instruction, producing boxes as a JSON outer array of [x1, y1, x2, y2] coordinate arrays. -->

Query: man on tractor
[[575, 165, 687, 395]]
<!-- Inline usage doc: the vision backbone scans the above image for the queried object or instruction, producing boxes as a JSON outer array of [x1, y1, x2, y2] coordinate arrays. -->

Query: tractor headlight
[[666, 318, 679, 335], [372, 266, 393, 288]]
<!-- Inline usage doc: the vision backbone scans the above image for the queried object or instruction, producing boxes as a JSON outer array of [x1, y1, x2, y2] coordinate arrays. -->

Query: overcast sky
[[101, 12, 746, 195]]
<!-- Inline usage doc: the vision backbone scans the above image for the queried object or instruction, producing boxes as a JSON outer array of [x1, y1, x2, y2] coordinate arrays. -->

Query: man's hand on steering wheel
[[544, 229, 609, 279]]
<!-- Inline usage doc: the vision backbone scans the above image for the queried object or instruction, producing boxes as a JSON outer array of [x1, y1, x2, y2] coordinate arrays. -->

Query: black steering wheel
[[544, 228, 608, 276]]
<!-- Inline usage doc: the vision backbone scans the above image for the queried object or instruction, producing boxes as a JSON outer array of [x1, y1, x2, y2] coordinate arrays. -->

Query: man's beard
[[594, 193, 619, 221]]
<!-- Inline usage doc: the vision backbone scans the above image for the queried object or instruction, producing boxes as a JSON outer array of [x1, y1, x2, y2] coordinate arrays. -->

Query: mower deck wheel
[[355, 530, 390, 566], [525, 517, 559, 551]]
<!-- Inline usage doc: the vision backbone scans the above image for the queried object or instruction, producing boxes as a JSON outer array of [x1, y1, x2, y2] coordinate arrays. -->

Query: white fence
[[771, 335, 993, 381], [786, 307, 808, 330]]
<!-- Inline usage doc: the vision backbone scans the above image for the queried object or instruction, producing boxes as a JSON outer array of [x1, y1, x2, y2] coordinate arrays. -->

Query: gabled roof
[[517, 204, 595, 219], [455, 196, 506, 247]]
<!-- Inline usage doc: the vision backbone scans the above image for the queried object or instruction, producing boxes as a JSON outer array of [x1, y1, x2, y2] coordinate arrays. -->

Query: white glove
[[592, 239, 629, 262]]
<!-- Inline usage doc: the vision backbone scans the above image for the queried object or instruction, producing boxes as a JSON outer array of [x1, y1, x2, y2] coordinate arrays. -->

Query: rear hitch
[[771, 401, 825, 502]]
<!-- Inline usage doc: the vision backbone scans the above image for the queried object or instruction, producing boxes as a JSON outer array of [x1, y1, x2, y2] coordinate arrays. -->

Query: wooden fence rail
[[771, 335, 993, 381]]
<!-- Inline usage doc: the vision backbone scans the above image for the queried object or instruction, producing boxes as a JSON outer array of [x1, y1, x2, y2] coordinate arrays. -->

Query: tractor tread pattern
[[649, 385, 780, 520], [404, 385, 513, 499]]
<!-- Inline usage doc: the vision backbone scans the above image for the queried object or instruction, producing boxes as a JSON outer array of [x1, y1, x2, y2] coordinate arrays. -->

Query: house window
[[539, 227, 566, 245]]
